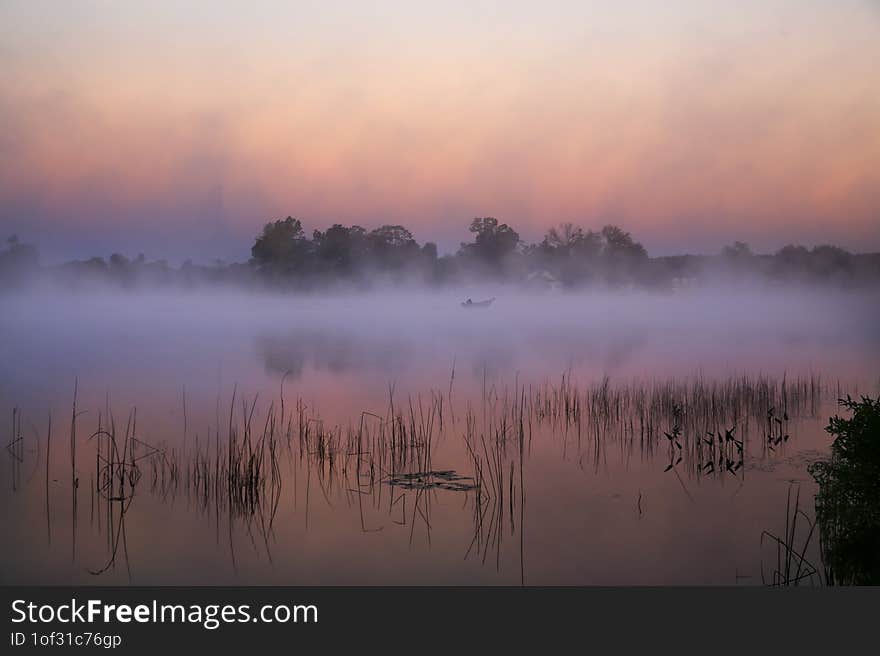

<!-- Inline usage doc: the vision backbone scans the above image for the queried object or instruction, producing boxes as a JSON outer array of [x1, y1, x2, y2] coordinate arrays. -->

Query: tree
[[3, 234, 37, 262], [368, 225, 416, 251], [459, 217, 520, 267], [541, 223, 602, 259], [367, 225, 420, 270], [83, 256, 108, 272], [251, 217, 309, 270], [597, 225, 648, 285], [773, 244, 810, 278], [0, 234, 39, 282], [530, 223, 603, 286], [312, 224, 368, 274], [809, 245, 852, 278], [600, 225, 647, 259], [109, 253, 130, 269]]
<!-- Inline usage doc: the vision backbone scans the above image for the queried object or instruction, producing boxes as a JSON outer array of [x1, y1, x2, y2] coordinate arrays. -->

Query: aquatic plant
[[6, 372, 836, 581], [760, 484, 819, 586]]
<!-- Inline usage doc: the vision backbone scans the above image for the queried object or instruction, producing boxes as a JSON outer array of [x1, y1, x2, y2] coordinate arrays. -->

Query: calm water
[[1, 287, 878, 584]]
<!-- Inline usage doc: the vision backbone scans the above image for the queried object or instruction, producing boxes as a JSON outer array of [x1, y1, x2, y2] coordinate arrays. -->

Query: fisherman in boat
[[461, 297, 494, 308]]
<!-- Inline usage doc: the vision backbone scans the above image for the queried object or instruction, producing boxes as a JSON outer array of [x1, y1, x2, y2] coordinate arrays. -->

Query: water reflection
[[257, 331, 414, 378], [255, 327, 649, 383], [1, 373, 848, 585]]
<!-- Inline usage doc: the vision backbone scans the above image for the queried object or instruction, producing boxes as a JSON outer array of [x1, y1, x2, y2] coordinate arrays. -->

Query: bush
[[809, 395, 880, 585]]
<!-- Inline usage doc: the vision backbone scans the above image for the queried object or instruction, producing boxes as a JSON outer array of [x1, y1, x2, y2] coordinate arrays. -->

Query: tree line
[[2, 217, 879, 290], [248, 217, 655, 286], [241, 215, 880, 288]]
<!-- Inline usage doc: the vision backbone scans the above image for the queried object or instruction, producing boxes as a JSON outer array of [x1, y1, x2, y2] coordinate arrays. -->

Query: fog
[[2, 284, 878, 428]]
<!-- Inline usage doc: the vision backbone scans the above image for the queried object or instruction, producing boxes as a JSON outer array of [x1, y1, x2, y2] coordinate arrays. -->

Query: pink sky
[[1, 1, 879, 260]]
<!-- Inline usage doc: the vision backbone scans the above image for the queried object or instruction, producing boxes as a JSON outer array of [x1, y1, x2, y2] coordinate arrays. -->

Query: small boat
[[461, 297, 495, 308]]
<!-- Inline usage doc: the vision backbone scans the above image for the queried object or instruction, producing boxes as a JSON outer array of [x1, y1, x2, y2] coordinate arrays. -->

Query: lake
[[1, 286, 878, 584]]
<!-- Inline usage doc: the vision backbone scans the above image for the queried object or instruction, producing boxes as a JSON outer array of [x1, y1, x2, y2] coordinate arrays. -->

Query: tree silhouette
[[367, 225, 420, 270], [809, 245, 852, 278], [0, 234, 39, 281], [600, 225, 647, 259], [541, 223, 602, 258], [529, 223, 603, 286], [251, 217, 309, 270], [598, 225, 648, 285], [19, 214, 859, 290], [312, 224, 368, 274], [459, 217, 520, 268]]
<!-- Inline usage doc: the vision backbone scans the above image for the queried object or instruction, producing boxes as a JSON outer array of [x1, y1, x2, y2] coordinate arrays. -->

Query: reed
[[760, 483, 819, 586], [10, 372, 834, 579]]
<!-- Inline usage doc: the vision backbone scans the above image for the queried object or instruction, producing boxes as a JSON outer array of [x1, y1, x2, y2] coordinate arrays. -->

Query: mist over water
[[2, 284, 877, 404], [1, 283, 878, 584]]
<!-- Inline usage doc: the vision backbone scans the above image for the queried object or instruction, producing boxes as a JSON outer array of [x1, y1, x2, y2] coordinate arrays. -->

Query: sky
[[1, 0, 879, 262]]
